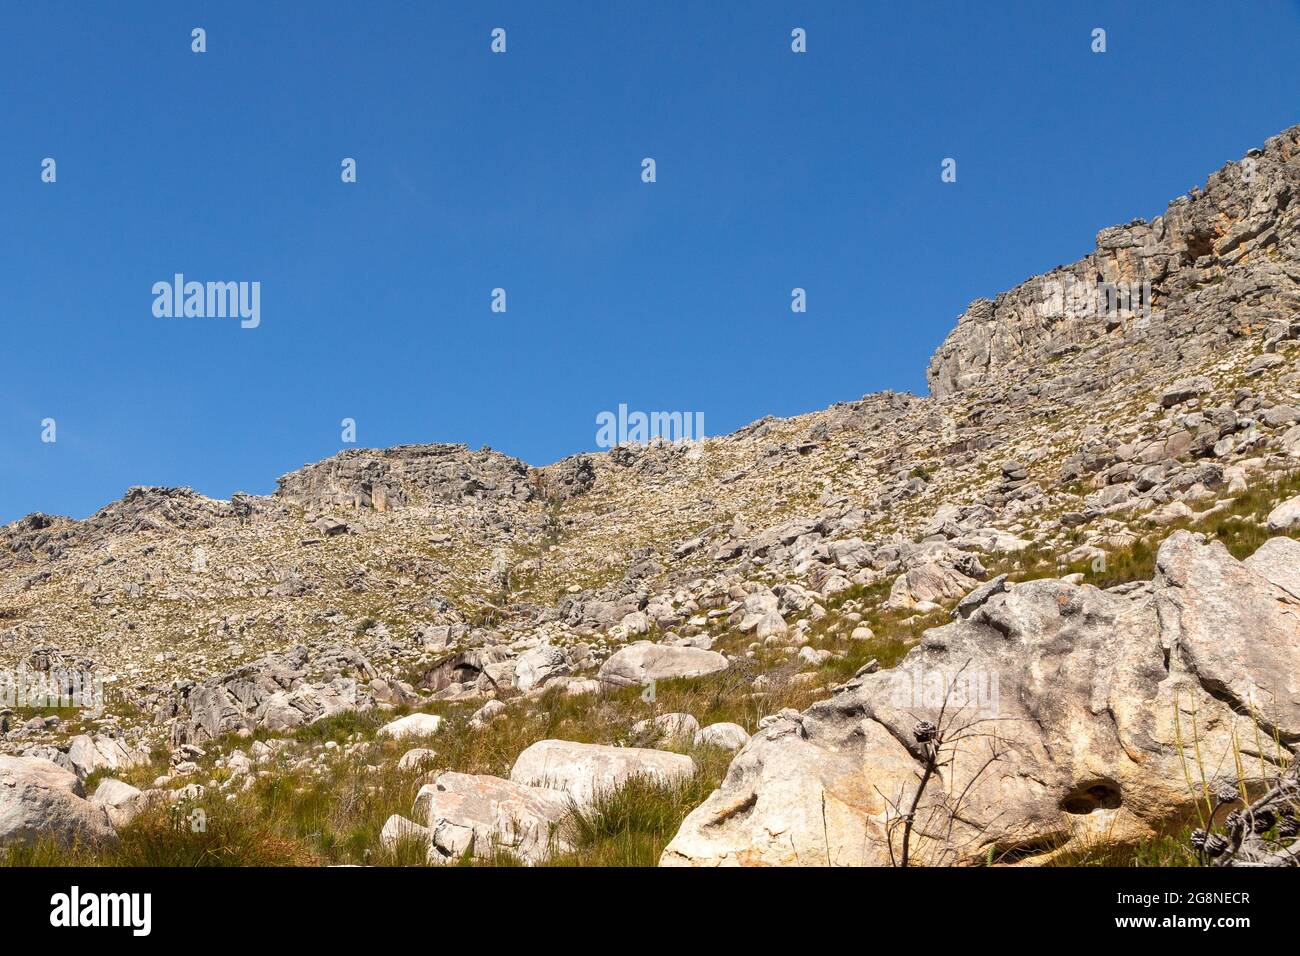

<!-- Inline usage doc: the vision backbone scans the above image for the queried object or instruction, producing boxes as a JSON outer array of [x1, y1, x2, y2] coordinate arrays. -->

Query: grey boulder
[[0, 756, 116, 847], [414, 771, 573, 865], [597, 641, 728, 688], [510, 739, 696, 807]]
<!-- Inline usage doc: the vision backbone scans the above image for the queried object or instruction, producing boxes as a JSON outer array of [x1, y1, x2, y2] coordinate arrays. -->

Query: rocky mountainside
[[4, 124, 1300, 866]]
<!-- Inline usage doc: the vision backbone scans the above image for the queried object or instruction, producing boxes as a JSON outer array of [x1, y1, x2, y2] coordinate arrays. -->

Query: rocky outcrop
[[927, 125, 1300, 400], [663, 532, 1300, 866], [156, 645, 376, 745], [66, 734, 150, 781], [542, 455, 597, 502], [8, 124, 1300, 871], [0, 488, 243, 568], [275, 444, 537, 512]]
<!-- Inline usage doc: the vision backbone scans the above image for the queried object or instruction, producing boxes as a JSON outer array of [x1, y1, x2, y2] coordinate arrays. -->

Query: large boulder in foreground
[[414, 771, 573, 865], [511, 740, 696, 807], [662, 532, 1300, 866], [0, 756, 116, 847], [597, 641, 728, 688]]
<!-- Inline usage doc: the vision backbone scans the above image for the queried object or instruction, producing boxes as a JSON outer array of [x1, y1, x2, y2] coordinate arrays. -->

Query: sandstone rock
[[693, 722, 751, 751], [1263, 405, 1300, 428], [379, 814, 430, 852], [469, 699, 507, 727], [369, 678, 418, 707], [1149, 501, 1195, 525], [754, 611, 788, 640], [510, 740, 696, 807], [513, 644, 569, 691], [378, 713, 443, 740], [798, 646, 833, 666], [90, 779, 150, 829], [663, 533, 1298, 866], [0, 756, 115, 847], [396, 748, 438, 772], [886, 561, 977, 610], [562, 678, 602, 697], [1266, 496, 1300, 531], [1247, 353, 1286, 376], [313, 516, 349, 537], [1161, 377, 1214, 407], [258, 679, 362, 733], [1281, 424, 1300, 457], [631, 712, 700, 745], [952, 574, 1007, 619], [66, 734, 149, 781], [597, 641, 728, 688], [415, 771, 573, 865], [160, 646, 374, 746], [1160, 532, 1300, 740]]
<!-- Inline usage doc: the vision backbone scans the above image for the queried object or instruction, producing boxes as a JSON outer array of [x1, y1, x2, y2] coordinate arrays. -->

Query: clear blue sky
[[3, 1, 1299, 523]]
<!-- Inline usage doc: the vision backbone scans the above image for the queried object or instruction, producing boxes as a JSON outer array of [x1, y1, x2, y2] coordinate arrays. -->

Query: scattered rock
[[509, 740, 696, 807], [596, 642, 729, 688], [415, 771, 573, 865], [378, 713, 443, 740], [693, 722, 751, 751], [631, 712, 700, 745], [396, 748, 438, 772], [379, 814, 430, 852]]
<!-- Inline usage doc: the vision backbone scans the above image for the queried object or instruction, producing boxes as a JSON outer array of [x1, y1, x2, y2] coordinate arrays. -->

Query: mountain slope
[[4, 124, 1300, 866]]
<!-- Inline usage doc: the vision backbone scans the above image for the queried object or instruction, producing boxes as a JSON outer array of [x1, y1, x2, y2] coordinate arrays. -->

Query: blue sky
[[3, 1, 1299, 523]]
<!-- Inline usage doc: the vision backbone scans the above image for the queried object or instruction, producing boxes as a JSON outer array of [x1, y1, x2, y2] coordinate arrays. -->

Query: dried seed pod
[[1250, 807, 1277, 833], [1204, 832, 1230, 857], [1213, 781, 1240, 806], [913, 720, 938, 744]]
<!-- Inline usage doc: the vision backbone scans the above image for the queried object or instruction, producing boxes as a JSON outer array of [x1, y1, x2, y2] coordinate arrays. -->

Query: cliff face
[[927, 124, 1300, 400]]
